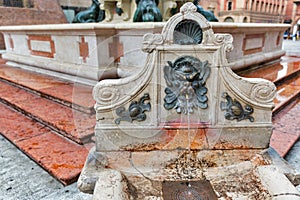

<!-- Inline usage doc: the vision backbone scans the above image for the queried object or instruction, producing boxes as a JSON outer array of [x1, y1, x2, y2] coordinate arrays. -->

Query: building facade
[[291, 0, 300, 38], [217, 0, 288, 23], [0, 0, 67, 49]]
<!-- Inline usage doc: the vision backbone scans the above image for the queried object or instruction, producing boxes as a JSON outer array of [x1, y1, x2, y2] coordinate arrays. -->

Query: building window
[[224, 17, 234, 22], [261, 2, 264, 12], [227, 1, 232, 11], [250, 0, 254, 11], [256, 1, 259, 11], [2, 0, 33, 8], [3, 0, 23, 7]]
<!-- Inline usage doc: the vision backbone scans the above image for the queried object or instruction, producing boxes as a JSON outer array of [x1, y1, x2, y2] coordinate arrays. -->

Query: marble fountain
[[75, 3, 299, 200]]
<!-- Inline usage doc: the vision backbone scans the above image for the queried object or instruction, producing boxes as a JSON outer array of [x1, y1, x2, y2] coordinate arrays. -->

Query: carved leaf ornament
[[220, 92, 254, 122], [164, 56, 211, 114], [115, 93, 151, 124]]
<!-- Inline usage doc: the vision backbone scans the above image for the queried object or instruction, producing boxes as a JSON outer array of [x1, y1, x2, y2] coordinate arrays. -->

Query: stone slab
[[95, 127, 272, 151], [93, 169, 129, 200], [257, 165, 300, 198]]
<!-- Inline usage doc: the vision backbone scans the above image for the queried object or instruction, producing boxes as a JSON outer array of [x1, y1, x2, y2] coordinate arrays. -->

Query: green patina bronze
[[133, 0, 162, 22], [193, 0, 218, 22], [73, 0, 105, 23]]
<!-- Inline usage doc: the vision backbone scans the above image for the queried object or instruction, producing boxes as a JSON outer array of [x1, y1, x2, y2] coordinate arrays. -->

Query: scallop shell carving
[[173, 20, 203, 45]]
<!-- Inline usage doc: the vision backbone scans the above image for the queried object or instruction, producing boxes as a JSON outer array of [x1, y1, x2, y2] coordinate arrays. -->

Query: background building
[[217, 0, 288, 23], [291, 0, 300, 38], [58, 0, 91, 22], [0, 0, 67, 48]]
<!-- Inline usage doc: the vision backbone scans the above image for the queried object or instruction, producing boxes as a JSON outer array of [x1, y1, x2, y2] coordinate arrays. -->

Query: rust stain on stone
[[213, 141, 252, 150]]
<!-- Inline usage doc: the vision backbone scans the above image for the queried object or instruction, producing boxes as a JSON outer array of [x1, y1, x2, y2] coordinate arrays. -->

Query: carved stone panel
[[163, 56, 210, 114]]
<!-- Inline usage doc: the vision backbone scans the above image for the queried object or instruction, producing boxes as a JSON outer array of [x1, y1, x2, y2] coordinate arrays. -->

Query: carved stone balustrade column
[[99, 0, 131, 22]]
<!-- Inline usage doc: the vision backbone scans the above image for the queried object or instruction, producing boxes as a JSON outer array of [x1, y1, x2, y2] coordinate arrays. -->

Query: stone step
[[238, 56, 300, 157], [0, 102, 89, 185], [237, 56, 300, 85], [0, 78, 95, 144], [273, 75, 300, 114], [0, 64, 95, 114]]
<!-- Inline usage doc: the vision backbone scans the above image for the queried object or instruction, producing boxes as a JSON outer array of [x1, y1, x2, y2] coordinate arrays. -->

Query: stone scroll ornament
[[115, 93, 151, 124], [164, 56, 211, 114], [220, 92, 254, 122]]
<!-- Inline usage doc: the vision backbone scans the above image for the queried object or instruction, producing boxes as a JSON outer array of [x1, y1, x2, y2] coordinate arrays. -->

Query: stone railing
[[0, 22, 289, 85]]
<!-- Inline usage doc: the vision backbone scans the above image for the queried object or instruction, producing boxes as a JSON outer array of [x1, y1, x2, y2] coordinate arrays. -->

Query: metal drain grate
[[162, 180, 217, 200]]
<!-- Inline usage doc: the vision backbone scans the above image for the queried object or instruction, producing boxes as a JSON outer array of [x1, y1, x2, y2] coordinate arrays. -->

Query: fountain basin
[[0, 22, 289, 85]]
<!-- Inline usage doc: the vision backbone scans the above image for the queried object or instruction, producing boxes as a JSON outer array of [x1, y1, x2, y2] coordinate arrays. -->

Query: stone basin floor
[[0, 40, 300, 199]]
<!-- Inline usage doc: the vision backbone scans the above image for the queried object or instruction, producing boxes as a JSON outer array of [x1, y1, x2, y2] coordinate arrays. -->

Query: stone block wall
[[0, 0, 67, 49]]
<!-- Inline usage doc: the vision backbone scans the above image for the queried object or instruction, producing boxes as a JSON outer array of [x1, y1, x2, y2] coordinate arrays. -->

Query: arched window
[[243, 17, 248, 23], [261, 2, 264, 12], [224, 17, 234, 22], [258, 1, 261, 11]]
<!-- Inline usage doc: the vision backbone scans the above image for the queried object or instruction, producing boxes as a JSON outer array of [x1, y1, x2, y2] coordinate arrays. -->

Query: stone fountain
[[78, 2, 299, 199]]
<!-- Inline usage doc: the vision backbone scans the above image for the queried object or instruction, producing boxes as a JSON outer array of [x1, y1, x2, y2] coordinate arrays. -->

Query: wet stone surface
[[162, 180, 218, 200]]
